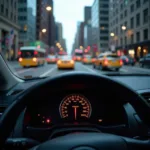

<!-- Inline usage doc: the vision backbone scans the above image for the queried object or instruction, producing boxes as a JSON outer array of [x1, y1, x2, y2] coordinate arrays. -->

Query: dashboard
[[24, 91, 127, 129]]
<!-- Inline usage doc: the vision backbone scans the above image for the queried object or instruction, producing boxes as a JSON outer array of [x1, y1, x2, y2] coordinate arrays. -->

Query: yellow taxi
[[57, 55, 75, 69], [93, 52, 123, 71], [82, 55, 92, 64]]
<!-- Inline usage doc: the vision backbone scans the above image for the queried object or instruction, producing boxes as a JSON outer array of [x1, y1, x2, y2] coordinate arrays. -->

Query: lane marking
[[120, 68, 128, 72], [40, 66, 57, 77], [80, 64, 97, 73], [15, 68, 32, 74]]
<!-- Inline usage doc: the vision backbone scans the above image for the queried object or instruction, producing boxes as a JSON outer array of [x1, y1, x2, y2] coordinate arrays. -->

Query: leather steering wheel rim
[[0, 72, 150, 149]]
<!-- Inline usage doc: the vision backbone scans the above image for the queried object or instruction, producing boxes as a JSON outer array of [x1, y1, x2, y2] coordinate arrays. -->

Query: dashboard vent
[[141, 93, 150, 104], [7, 89, 24, 96]]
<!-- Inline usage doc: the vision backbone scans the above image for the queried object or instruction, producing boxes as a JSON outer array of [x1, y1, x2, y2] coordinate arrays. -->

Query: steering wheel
[[0, 72, 150, 150]]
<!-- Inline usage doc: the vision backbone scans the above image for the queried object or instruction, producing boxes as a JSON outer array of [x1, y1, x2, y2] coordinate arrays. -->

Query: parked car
[[139, 54, 150, 68], [120, 55, 136, 66]]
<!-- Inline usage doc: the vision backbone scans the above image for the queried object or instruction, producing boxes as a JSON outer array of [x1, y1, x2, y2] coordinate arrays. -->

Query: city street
[[8, 61, 150, 79]]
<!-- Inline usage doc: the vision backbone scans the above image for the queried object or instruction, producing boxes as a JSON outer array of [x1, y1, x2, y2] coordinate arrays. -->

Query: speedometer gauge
[[60, 94, 91, 121]]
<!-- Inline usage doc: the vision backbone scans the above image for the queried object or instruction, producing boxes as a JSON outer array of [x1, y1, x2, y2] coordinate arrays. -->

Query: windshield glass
[[0, 0, 150, 79]]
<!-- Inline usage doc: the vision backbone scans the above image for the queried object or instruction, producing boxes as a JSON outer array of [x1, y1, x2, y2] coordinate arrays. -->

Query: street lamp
[[110, 32, 115, 37], [122, 25, 126, 31], [56, 42, 60, 47], [42, 29, 47, 33], [46, 6, 52, 11]]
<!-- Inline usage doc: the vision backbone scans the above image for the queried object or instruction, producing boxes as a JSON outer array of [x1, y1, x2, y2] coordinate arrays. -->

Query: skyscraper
[[92, 0, 109, 52], [18, 0, 36, 47]]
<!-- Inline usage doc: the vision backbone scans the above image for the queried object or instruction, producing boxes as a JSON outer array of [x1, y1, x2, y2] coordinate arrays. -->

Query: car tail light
[[126, 58, 129, 62], [104, 59, 108, 65], [70, 60, 74, 64], [19, 57, 23, 62], [57, 60, 61, 64], [34, 51, 38, 55], [134, 58, 136, 62], [33, 57, 37, 62], [46, 58, 50, 61], [18, 51, 21, 55], [83, 58, 87, 61], [120, 59, 123, 65]]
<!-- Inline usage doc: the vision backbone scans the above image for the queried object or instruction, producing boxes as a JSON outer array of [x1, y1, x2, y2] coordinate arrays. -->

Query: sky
[[54, 0, 94, 53]]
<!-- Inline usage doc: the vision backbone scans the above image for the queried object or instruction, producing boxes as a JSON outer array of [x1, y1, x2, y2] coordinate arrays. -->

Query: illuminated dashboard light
[[42, 121, 45, 123], [46, 119, 51, 124], [37, 114, 40, 117], [98, 119, 103, 123]]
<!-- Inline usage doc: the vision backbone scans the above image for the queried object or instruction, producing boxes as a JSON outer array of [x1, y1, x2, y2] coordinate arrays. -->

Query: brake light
[[134, 58, 136, 62], [126, 58, 129, 62], [104, 59, 108, 65], [70, 60, 74, 64], [83, 58, 87, 61], [19, 57, 22, 62], [120, 59, 123, 65], [33, 57, 37, 62], [57, 60, 61, 64], [46, 58, 50, 61], [18, 51, 21, 55], [34, 51, 38, 55]]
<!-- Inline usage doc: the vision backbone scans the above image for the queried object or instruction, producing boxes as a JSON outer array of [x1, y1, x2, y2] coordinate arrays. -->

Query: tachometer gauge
[[60, 94, 91, 121]]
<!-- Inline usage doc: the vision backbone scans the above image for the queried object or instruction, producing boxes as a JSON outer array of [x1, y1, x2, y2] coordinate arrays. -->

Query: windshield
[[0, 0, 150, 79]]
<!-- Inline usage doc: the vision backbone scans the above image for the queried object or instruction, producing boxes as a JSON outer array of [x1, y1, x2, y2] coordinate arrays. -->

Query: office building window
[[100, 36, 108, 40], [120, 3, 123, 10], [143, 29, 148, 40], [116, 17, 118, 24], [136, 32, 140, 42], [100, 17, 108, 21], [1, 4, 4, 13], [120, 13, 123, 20], [131, 34, 134, 44], [136, 13, 140, 27], [11, 12, 13, 20], [130, 4, 134, 13], [124, 10, 127, 17], [116, 8, 118, 14], [143, 0, 148, 3], [124, 21, 127, 28], [136, 0, 141, 8], [143, 8, 148, 23], [120, 38, 123, 45], [6, 8, 8, 17], [100, 4, 108, 8], [125, 36, 127, 45], [130, 17, 134, 28], [116, 27, 118, 35], [100, 10, 108, 15]]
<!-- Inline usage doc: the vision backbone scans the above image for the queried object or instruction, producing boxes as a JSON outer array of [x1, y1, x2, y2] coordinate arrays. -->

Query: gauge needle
[[72, 106, 79, 120]]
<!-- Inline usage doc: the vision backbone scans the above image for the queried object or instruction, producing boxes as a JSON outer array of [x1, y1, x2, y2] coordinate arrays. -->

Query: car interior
[[0, 54, 150, 150]]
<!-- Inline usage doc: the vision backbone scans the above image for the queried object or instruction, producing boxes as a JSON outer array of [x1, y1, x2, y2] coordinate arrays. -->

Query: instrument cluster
[[24, 93, 126, 128]]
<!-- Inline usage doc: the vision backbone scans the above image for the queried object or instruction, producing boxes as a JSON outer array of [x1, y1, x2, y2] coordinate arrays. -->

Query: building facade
[[0, 0, 20, 60], [84, 6, 91, 24], [18, 0, 36, 47], [84, 24, 92, 49], [109, 0, 150, 59], [92, 0, 109, 53], [36, 0, 55, 47]]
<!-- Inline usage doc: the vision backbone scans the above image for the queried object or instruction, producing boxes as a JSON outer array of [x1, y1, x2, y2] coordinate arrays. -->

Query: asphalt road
[[8, 61, 150, 79]]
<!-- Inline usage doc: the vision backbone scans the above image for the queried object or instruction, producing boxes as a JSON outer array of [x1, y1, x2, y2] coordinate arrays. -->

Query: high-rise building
[[84, 6, 91, 24], [92, 0, 109, 52], [0, 0, 20, 60], [109, 0, 150, 59], [18, 0, 36, 47], [84, 6, 92, 50], [36, 0, 55, 47]]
